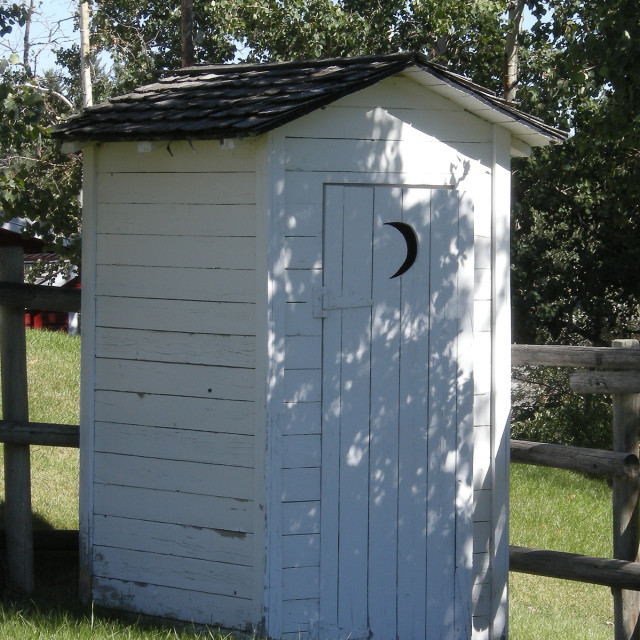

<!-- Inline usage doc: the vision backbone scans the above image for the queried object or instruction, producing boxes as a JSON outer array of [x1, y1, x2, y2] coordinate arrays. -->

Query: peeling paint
[[213, 528, 247, 539]]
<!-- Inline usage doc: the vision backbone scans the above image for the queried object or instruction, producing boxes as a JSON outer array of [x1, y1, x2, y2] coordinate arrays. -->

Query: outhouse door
[[318, 184, 473, 640]]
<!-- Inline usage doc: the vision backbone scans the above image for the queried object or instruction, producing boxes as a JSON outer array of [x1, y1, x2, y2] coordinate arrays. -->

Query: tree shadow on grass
[[0, 505, 81, 619], [0, 508, 239, 638]]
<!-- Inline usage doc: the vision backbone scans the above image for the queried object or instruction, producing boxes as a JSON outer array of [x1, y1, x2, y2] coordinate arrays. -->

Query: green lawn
[[509, 464, 614, 639], [0, 330, 618, 638]]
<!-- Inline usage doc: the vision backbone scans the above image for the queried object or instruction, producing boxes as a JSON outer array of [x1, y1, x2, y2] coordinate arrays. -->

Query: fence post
[[0, 245, 34, 593], [612, 338, 640, 640]]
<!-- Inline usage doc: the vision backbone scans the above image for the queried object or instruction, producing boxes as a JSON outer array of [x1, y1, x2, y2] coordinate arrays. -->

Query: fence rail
[[0, 420, 79, 447], [510, 438, 640, 480], [513, 340, 640, 640], [510, 546, 640, 591]]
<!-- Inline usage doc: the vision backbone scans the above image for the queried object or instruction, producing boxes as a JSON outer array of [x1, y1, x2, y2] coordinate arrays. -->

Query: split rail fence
[[0, 244, 80, 593], [511, 341, 640, 640], [1, 239, 640, 637]]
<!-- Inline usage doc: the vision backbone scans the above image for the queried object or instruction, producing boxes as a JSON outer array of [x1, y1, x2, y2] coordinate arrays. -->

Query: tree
[[0, 1, 81, 275], [512, 0, 640, 347]]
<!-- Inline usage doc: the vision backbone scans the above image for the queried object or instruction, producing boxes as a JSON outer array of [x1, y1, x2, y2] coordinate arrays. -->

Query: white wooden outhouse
[[56, 52, 565, 640]]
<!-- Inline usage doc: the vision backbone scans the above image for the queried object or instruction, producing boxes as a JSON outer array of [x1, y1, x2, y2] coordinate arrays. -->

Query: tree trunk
[[181, 0, 194, 67], [22, 0, 34, 77], [504, 0, 524, 102], [79, 1, 92, 108]]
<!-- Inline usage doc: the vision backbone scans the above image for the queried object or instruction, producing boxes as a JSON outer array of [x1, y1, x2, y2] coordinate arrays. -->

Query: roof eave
[[401, 65, 567, 148]]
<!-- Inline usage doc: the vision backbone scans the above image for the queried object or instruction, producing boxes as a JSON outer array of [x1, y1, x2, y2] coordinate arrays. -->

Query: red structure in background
[[0, 228, 79, 332], [24, 275, 81, 331]]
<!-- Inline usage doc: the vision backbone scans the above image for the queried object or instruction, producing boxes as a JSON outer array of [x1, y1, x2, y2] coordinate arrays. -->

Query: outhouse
[[56, 52, 565, 640]]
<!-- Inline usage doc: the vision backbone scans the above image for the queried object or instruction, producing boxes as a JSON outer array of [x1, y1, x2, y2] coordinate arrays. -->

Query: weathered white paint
[[80, 70, 527, 639], [83, 138, 262, 625], [315, 183, 474, 639], [269, 78, 496, 639], [79, 144, 98, 604], [490, 125, 513, 639]]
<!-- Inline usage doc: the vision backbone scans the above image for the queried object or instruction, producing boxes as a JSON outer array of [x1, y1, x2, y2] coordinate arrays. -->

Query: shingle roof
[[54, 52, 567, 145]]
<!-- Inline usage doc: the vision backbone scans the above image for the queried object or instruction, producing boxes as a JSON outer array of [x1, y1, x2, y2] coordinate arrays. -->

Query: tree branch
[[18, 84, 74, 110]]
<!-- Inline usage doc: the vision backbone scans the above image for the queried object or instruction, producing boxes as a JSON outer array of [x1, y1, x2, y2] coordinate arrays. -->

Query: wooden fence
[[511, 341, 640, 640], [0, 245, 81, 593], [1, 241, 640, 636]]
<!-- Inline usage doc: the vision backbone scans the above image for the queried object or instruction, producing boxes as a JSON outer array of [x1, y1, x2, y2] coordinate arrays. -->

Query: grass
[[0, 330, 619, 638], [509, 464, 614, 639]]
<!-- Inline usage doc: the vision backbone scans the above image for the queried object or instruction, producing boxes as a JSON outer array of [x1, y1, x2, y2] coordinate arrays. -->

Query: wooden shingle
[[54, 52, 566, 144]]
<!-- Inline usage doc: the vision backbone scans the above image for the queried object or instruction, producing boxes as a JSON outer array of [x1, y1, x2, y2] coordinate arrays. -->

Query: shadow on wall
[[271, 97, 485, 638]]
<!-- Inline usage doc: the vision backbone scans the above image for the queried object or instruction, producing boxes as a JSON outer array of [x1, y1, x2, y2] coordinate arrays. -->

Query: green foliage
[[91, 0, 239, 92], [0, 7, 81, 272], [512, 0, 640, 347], [0, 1, 27, 37], [511, 366, 611, 448]]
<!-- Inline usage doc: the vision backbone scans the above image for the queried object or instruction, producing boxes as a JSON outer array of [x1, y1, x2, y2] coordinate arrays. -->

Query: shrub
[[511, 365, 612, 450]]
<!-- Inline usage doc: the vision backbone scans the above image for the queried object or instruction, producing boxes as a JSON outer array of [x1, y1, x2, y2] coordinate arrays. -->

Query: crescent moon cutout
[[384, 221, 419, 278]]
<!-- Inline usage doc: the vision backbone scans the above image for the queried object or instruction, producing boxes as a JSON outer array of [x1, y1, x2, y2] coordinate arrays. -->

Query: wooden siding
[[87, 140, 260, 627], [271, 76, 497, 639]]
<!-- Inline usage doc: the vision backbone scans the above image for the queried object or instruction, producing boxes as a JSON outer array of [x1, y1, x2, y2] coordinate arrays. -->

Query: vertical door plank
[[319, 185, 345, 632], [396, 188, 432, 639], [337, 186, 374, 634], [425, 189, 460, 638], [367, 186, 403, 638], [454, 194, 475, 638]]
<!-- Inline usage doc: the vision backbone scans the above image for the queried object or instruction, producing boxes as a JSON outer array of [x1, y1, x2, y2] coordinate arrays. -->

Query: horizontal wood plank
[[97, 203, 256, 237], [97, 234, 256, 270], [285, 269, 322, 303], [93, 515, 253, 565], [96, 327, 255, 368], [93, 546, 253, 599], [281, 402, 321, 435], [282, 534, 320, 569], [281, 468, 321, 503], [285, 137, 491, 174], [511, 439, 640, 479], [286, 336, 322, 370], [94, 391, 255, 435], [96, 172, 256, 205], [570, 371, 640, 394], [94, 484, 253, 532], [0, 420, 79, 447], [96, 265, 256, 303], [0, 281, 80, 312], [97, 139, 259, 174], [510, 545, 640, 590], [95, 423, 254, 467], [96, 297, 256, 336], [283, 203, 323, 236], [282, 566, 320, 601], [282, 434, 321, 469], [93, 576, 253, 629], [281, 598, 319, 635], [284, 171, 457, 206], [283, 369, 322, 403], [285, 302, 321, 337], [95, 358, 254, 402], [94, 452, 254, 499], [281, 501, 320, 535], [284, 236, 322, 270], [512, 344, 640, 370]]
